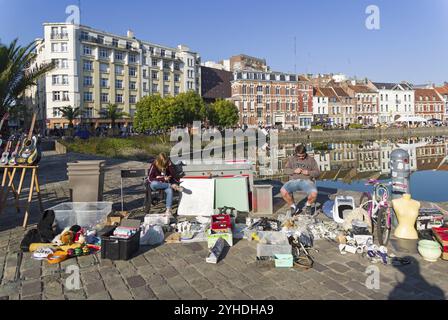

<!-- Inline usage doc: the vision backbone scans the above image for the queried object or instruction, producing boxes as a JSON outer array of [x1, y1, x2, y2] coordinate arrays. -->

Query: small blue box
[[274, 254, 293, 268]]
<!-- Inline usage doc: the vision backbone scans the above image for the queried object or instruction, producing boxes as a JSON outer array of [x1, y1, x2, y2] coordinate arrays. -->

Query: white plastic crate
[[257, 243, 292, 258], [49, 202, 113, 230], [144, 214, 170, 226], [257, 231, 289, 244]]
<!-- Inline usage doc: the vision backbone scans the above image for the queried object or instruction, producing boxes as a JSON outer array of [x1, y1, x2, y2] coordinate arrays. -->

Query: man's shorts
[[282, 179, 317, 195]]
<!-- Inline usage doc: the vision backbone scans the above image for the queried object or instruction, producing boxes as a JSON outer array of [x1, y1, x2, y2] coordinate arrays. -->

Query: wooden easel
[[0, 165, 43, 229]]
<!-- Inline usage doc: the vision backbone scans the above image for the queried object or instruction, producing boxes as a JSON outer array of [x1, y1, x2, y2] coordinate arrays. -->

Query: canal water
[[269, 136, 448, 202]]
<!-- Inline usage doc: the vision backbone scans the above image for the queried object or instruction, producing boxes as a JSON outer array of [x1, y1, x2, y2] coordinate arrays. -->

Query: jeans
[[150, 181, 173, 209], [282, 179, 317, 196]]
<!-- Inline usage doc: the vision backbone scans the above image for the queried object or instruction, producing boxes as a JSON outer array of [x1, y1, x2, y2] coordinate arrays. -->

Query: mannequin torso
[[392, 194, 420, 240]]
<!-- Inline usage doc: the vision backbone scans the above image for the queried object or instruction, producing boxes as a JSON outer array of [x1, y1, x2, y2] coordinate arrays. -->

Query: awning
[[395, 116, 428, 123]]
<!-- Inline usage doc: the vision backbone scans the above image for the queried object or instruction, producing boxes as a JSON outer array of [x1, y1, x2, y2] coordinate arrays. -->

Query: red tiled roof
[[414, 88, 443, 102], [349, 85, 376, 93], [298, 75, 311, 82], [318, 87, 338, 98], [435, 85, 448, 95], [333, 87, 350, 97]]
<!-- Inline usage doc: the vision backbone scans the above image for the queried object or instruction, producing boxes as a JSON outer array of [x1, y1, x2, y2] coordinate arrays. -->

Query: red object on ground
[[211, 214, 232, 230], [433, 227, 448, 243]]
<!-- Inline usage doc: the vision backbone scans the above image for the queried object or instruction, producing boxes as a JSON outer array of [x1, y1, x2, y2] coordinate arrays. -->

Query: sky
[[1, 0, 447, 84]]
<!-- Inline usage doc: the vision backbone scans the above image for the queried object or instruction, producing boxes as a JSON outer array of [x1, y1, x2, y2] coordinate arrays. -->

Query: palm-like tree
[[58, 106, 81, 128], [100, 103, 129, 128], [0, 39, 54, 113]]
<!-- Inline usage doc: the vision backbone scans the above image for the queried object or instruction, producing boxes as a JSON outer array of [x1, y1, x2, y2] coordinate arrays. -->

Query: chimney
[[127, 30, 134, 38]]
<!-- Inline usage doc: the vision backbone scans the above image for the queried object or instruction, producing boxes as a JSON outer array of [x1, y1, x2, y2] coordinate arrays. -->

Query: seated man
[[281, 144, 320, 215]]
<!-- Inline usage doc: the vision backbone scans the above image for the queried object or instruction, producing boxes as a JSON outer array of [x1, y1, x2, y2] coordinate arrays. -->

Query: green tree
[[58, 106, 81, 128], [174, 91, 207, 124], [100, 103, 129, 128], [135, 94, 167, 132], [0, 39, 54, 113], [209, 99, 239, 128]]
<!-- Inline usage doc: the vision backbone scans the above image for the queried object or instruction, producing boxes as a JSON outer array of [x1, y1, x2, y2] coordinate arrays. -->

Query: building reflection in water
[[257, 136, 448, 183]]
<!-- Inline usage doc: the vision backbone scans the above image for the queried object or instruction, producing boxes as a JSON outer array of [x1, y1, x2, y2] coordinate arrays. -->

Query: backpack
[[20, 210, 56, 252]]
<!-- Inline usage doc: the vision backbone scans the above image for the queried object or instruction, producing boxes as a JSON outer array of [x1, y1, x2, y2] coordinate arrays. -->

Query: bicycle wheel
[[375, 184, 389, 202], [359, 192, 375, 233], [293, 247, 314, 269], [376, 207, 391, 246], [359, 192, 373, 212]]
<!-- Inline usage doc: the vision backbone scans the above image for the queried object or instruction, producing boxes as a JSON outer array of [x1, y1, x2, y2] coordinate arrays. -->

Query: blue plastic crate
[[274, 254, 293, 268]]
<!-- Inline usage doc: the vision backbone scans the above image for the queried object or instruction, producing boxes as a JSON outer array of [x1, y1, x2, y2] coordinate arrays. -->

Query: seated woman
[[147, 153, 183, 217]]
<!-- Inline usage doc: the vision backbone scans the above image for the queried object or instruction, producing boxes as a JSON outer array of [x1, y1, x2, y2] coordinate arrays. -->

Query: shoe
[[172, 184, 184, 192], [292, 205, 301, 216], [32, 247, 54, 260], [303, 205, 313, 216], [165, 208, 174, 219]]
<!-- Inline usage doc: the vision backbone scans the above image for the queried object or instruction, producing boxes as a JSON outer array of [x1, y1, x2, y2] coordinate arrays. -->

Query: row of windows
[[82, 76, 139, 90], [52, 75, 69, 85], [82, 46, 182, 70], [240, 85, 309, 96], [83, 61, 182, 83], [379, 105, 413, 112], [380, 94, 412, 102], [80, 31, 182, 61], [83, 92, 137, 104], [52, 91, 69, 101], [82, 85, 181, 102], [83, 60, 138, 76], [51, 42, 68, 53], [241, 97, 309, 105], [51, 26, 68, 38], [238, 101, 309, 112], [52, 59, 69, 69], [415, 105, 443, 112], [83, 46, 139, 62]]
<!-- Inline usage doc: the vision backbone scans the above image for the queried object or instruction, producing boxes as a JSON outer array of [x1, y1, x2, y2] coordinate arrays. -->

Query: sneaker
[[32, 247, 54, 260], [172, 184, 184, 192], [289, 204, 301, 216], [165, 208, 174, 219]]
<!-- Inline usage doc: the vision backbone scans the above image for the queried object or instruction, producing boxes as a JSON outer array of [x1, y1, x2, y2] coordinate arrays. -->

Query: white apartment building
[[312, 88, 329, 123], [371, 82, 414, 124], [28, 23, 201, 129]]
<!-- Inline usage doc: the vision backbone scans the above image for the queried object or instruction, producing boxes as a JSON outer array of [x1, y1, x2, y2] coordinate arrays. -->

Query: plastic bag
[[140, 225, 164, 246]]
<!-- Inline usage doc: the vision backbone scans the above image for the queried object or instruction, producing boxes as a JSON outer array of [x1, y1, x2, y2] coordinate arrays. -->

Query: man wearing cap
[[281, 144, 320, 215]]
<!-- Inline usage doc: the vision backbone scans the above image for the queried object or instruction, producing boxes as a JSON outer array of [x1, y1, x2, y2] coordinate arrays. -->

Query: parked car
[[428, 119, 443, 126]]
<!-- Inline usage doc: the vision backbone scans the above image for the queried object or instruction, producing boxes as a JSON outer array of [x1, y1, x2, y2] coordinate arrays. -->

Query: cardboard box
[[207, 228, 233, 248], [107, 211, 129, 226]]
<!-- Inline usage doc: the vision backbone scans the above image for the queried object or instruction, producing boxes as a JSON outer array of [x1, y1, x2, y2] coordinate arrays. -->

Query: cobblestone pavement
[[0, 152, 447, 300]]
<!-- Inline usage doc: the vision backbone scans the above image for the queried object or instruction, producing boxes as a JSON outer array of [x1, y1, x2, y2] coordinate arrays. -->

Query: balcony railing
[[80, 35, 101, 43]]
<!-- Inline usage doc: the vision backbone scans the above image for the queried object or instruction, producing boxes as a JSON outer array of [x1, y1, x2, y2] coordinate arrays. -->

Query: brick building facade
[[231, 71, 312, 128], [414, 88, 444, 120]]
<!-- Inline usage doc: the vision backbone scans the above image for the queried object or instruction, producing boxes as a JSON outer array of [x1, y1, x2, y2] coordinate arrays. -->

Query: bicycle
[[288, 235, 318, 269], [359, 179, 407, 246]]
